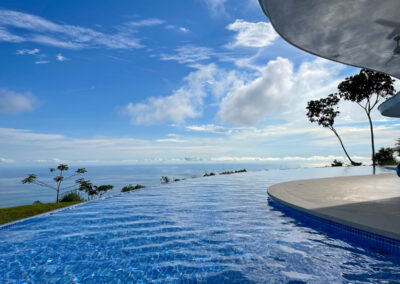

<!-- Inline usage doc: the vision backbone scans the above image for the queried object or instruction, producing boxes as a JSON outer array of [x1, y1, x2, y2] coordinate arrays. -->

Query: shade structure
[[259, 0, 400, 79], [378, 92, 400, 118]]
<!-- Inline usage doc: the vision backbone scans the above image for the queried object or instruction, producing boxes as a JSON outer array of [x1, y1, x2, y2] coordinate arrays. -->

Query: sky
[[0, 0, 399, 167]]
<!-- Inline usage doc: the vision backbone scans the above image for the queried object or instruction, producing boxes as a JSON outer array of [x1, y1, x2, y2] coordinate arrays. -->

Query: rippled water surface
[[0, 167, 399, 283]]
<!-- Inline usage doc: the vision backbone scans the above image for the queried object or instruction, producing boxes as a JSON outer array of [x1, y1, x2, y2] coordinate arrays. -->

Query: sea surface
[[0, 165, 398, 283], [0, 163, 302, 208]]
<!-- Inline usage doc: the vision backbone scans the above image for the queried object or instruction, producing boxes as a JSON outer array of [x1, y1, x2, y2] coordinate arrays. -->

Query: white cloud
[[0, 27, 24, 42], [218, 57, 294, 126], [179, 27, 189, 33], [0, 157, 14, 163], [209, 155, 369, 162], [123, 64, 217, 124], [202, 0, 227, 17], [35, 60, 49, 64], [186, 124, 232, 134], [226, 19, 278, 48], [125, 18, 165, 27], [0, 8, 141, 49], [165, 25, 190, 33], [160, 45, 214, 64], [35, 158, 65, 163], [218, 57, 344, 126], [17, 48, 40, 55], [156, 138, 188, 143], [0, 89, 36, 114], [56, 53, 68, 61]]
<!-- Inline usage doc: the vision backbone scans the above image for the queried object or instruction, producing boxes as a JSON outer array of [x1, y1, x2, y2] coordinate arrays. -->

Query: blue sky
[[0, 0, 399, 166]]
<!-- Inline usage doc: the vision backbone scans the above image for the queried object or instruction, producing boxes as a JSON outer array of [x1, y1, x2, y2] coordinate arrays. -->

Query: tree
[[338, 69, 395, 171], [331, 160, 344, 167], [374, 147, 397, 166], [76, 178, 113, 200], [395, 138, 400, 152], [306, 94, 360, 166], [22, 164, 86, 203]]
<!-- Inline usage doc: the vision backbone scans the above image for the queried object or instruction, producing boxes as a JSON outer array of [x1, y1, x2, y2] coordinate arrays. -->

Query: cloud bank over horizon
[[0, 1, 399, 166]]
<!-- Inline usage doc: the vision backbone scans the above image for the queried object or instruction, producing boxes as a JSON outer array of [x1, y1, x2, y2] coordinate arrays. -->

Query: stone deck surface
[[268, 173, 400, 240]]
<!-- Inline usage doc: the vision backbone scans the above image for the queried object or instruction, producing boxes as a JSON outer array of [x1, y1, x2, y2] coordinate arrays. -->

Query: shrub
[[161, 176, 170, 184], [331, 160, 343, 167], [219, 169, 247, 175], [33, 200, 41, 205], [76, 179, 113, 200], [375, 147, 397, 166], [60, 192, 85, 202], [121, 184, 145, 192], [204, 172, 216, 177]]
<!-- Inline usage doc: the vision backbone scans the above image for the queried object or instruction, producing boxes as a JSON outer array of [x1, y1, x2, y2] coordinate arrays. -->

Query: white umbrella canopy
[[259, 0, 400, 79]]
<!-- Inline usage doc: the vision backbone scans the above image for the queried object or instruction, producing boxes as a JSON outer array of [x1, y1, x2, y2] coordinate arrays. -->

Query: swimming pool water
[[0, 167, 399, 283]]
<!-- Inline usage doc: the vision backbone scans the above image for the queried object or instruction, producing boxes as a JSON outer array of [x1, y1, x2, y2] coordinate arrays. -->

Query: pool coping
[[267, 174, 400, 254]]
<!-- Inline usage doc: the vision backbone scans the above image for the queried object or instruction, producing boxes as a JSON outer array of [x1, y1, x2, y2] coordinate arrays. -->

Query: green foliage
[[351, 161, 362, 166], [22, 174, 37, 184], [60, 192, 85, 202], [121, 184, 146, 192], [374, 147, 397, 166], [204, 172, 216, 177], [0, 202, 81, 225], [76, 168, 87, 174], [33, 200, 41, 205], [395, 138, 400, 152], [306, 94, 340, 128], [338, 69, 395, 104], [331, 160, 343, 167], [76, 178, 113, 199], [338, 69, 396, 169], [21, 164, 87, 203], [219, 169, 247, 175], [57, 164, 69, 171], [161, 176, 170, 184]]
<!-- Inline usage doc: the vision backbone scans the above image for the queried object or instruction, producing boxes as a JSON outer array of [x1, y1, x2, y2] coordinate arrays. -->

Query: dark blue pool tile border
[[268, 195, 400, 257]]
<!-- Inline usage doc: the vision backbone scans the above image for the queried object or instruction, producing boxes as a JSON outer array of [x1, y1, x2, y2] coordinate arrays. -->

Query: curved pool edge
[[267, 174, 400, 255]]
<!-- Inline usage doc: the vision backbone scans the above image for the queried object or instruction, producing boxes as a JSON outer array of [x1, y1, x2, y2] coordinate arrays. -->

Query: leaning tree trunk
[[330, 127, 356, 165], [366, 112, 376, 174]]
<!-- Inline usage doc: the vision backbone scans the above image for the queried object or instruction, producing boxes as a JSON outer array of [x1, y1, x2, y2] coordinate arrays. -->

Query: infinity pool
[[0, 167, 399, 283]]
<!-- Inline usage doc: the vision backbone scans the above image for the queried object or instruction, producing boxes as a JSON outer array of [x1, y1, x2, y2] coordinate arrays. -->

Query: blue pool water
[[0, 166, 399, 283]]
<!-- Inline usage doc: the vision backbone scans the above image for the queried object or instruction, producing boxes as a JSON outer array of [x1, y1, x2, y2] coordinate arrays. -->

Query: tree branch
[[33, 180, 57, 190]]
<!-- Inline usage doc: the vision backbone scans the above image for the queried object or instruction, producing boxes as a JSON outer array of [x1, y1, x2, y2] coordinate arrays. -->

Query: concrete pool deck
[[268, 173, 400, 241]]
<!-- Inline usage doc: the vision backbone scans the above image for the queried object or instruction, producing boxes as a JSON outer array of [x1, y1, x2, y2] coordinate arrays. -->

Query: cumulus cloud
[[226, 19, 278, 48], [218, 57, 294, 126], [0, 8, 142, 49], [123, 64, 217, 124], [0, 89, 36, 114], [218, 57, 344, 126]]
